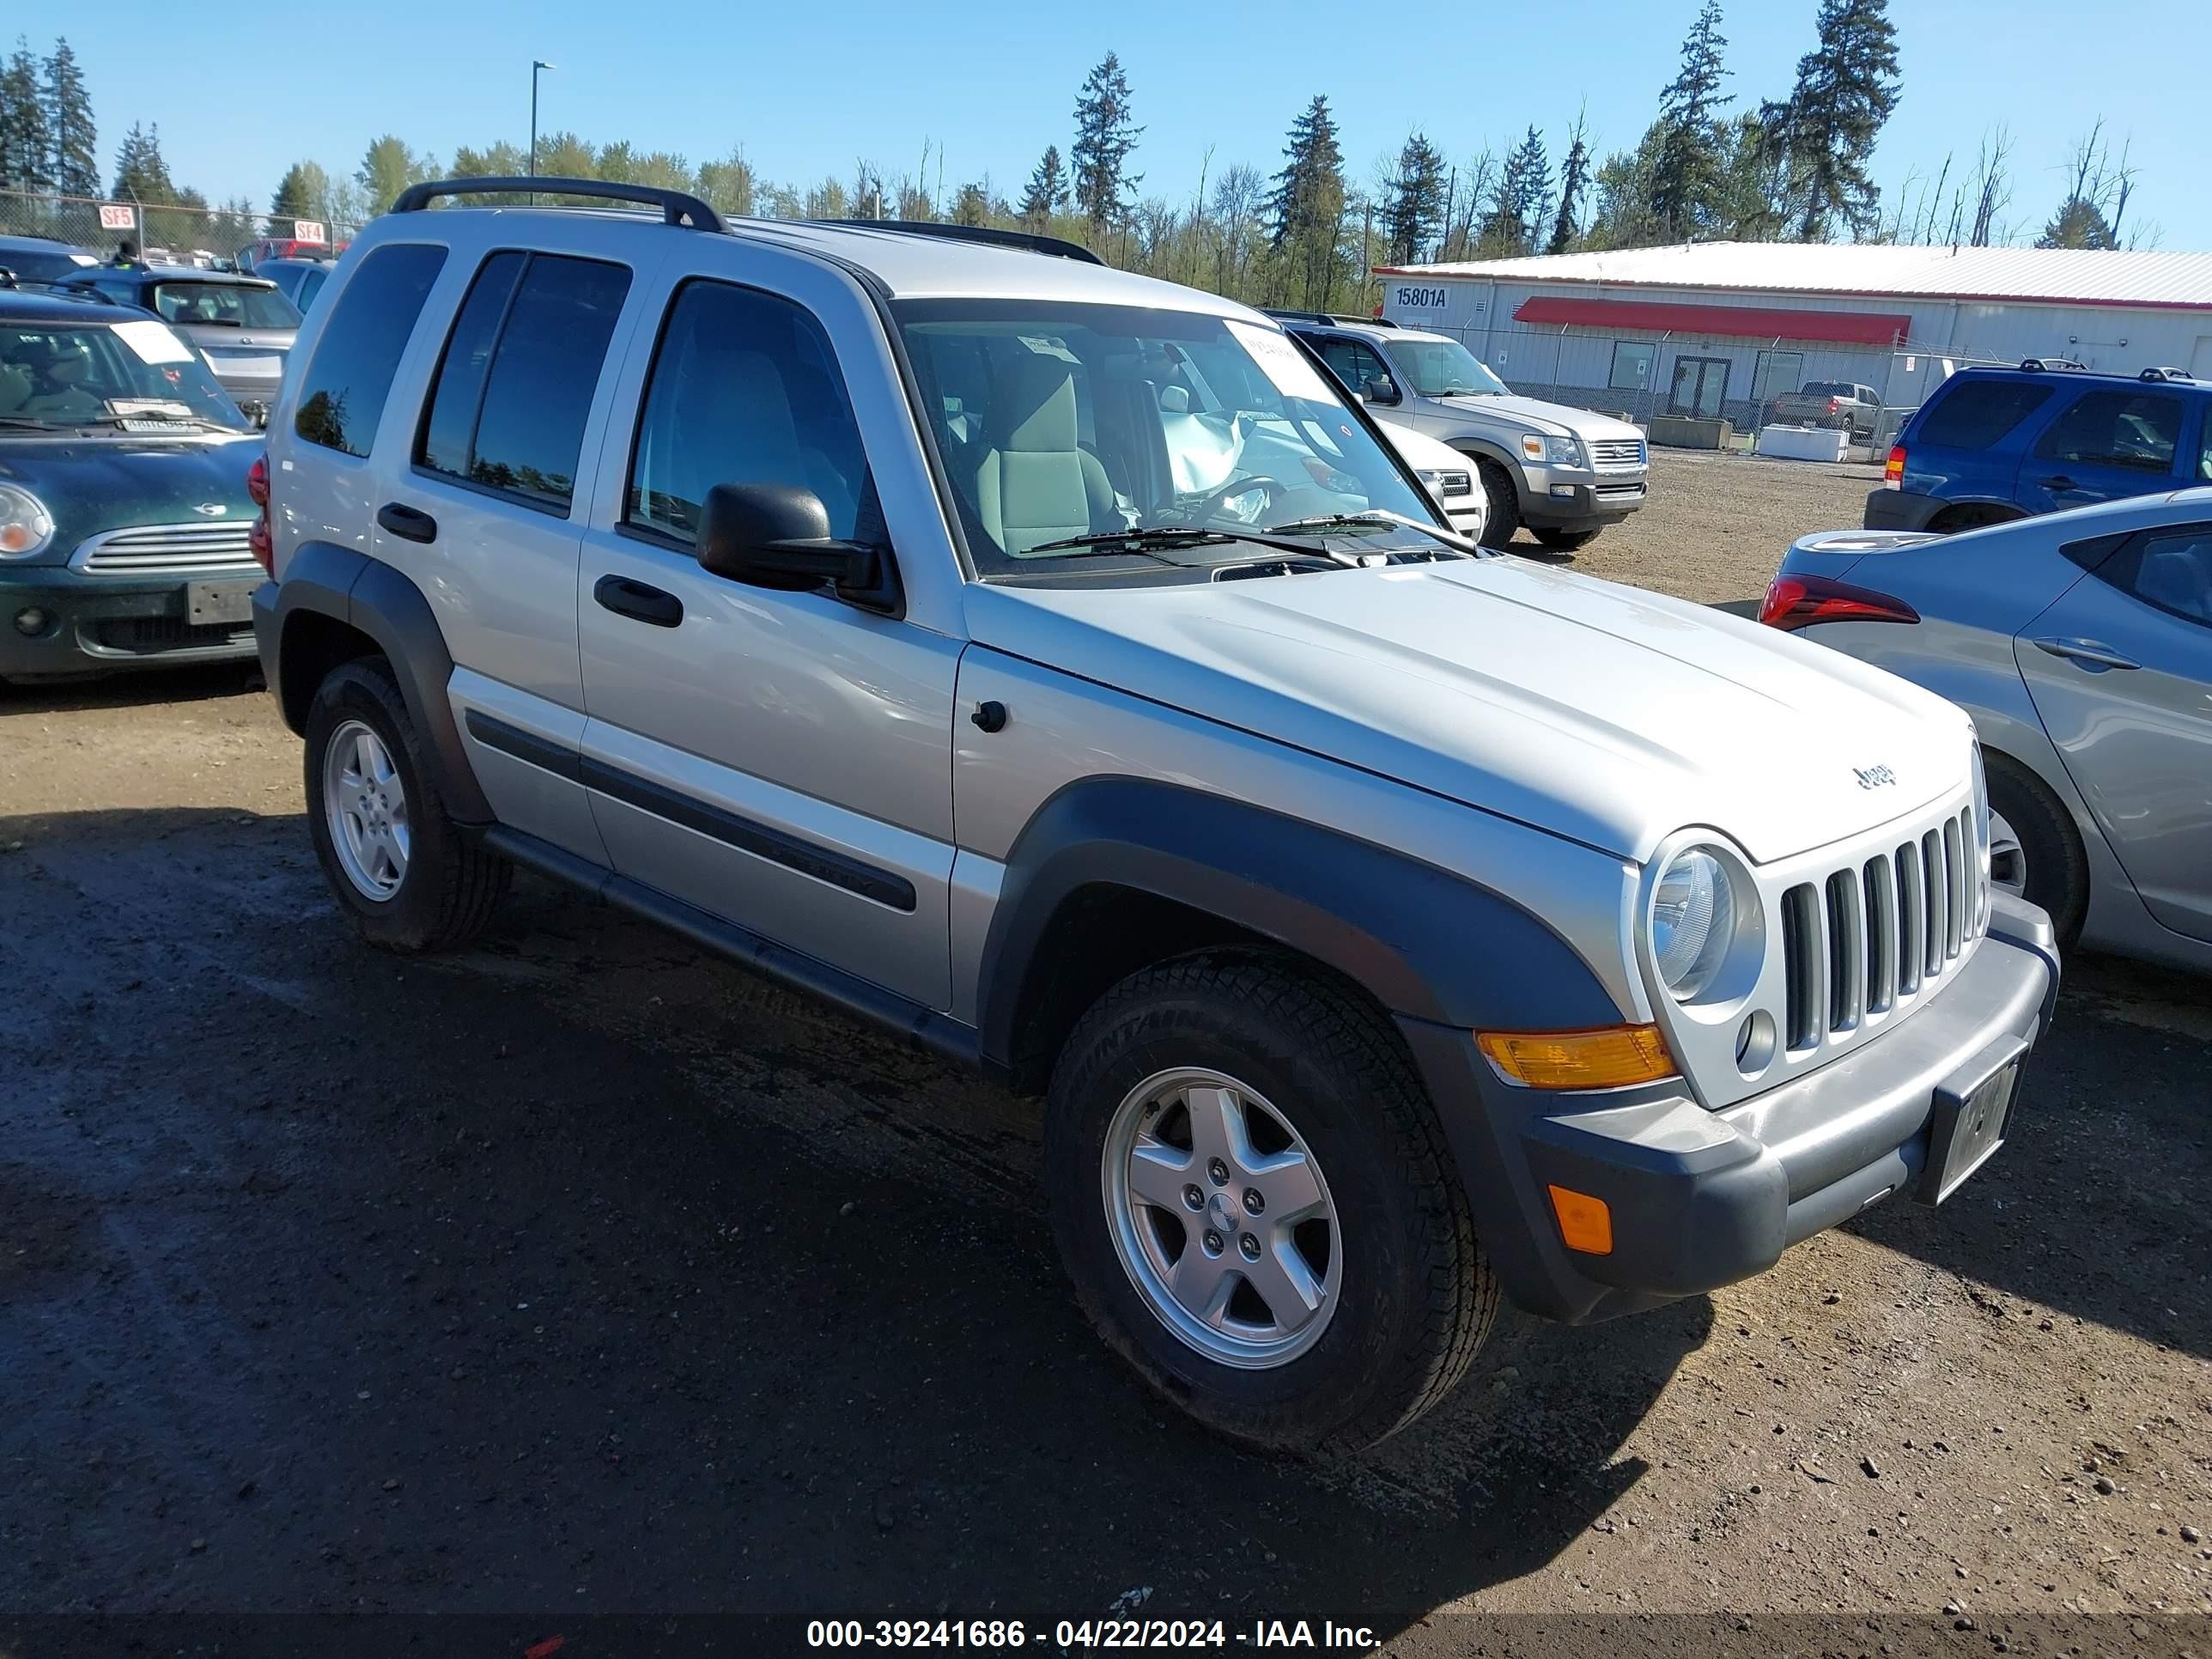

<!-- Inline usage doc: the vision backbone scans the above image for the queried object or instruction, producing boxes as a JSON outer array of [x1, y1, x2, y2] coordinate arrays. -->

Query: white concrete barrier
[[1756, 424, 1852, 463]]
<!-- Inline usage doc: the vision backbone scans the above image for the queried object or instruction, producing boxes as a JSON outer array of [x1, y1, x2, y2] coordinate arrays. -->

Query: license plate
[[187, 580, 255, 626], [1918, 1036, 2028, 1205]]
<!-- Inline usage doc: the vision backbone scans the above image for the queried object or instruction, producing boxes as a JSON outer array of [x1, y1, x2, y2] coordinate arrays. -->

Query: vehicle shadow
[[0, 808, 1704, 1633], [0, 659, 260, 715], [1844, 951, 2210, 1360]]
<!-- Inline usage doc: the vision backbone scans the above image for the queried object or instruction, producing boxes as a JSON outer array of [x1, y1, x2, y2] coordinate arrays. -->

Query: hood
[[1437, 392, 1644, 444], [0, 432, 258, 562], [965, 558, 1972, 866]]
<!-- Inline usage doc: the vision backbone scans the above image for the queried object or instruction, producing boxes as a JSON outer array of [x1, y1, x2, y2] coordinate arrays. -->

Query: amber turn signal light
[[1475, 1024, 1677, 1090], [1547, 1185, 1614, 1255]]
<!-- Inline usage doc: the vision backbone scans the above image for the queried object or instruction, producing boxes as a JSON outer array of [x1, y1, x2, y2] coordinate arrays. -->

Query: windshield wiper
[[1021, 528, 1240, 564], [0, 416, 65, 429], [1261, 509, 1486, 559]]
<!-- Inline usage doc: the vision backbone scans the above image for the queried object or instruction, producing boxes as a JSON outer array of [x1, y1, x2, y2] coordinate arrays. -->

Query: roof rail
[[809, 219, 1103, 265], [2141, 366, 2194, 383], [389, 177, 726, 232], [1261, 308, 1398, 329], [2017, 356, 2087, 373]]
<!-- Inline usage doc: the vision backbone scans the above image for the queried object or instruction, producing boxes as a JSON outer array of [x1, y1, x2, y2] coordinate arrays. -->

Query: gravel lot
[[3, 457, 2207, 1655], [1507, 447, 1884, 609]]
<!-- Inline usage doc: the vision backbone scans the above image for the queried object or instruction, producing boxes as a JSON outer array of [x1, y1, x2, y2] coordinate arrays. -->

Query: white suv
[[1273, 312, 1650, 551], [253, 179, 2059, 1452]]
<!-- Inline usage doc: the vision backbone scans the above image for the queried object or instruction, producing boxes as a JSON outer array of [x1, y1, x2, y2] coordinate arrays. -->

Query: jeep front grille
[[1779, 806, 1979, 1052], [1589, 439, 1646, 468], [72, 520, 258, 577]]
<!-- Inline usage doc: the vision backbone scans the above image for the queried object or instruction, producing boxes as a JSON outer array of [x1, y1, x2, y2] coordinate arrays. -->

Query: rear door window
[[2034, 389, 2185, 474], [416, 252, 632, 513], [2097, 525, 2212, 627], [1914, 380, 2054, 450], [294, 242, 447, 457]]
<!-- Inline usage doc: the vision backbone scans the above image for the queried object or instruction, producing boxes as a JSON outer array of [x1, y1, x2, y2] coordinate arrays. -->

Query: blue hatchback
[[1865, 362, 2212, 533]]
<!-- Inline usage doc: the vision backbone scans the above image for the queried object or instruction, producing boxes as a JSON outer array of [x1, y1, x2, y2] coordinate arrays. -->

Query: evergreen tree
[[43, 39, 97, 198], [111, 122, 175, 203], [270, 159, 328, 233], [952, 181, 990, 227], [1778, 0, 1901, 240], [1018, 144, 1067, 227], [0, 38, 52, 192], [1481, 125, 1550, 254], [1649, 0, 1730, 240], [1070, 53, 1141, 230], [1547, 113, 1590, 253], [1381, 131, 1445, 265], [1265, 95, 1345, 307], [2035, 196, 2115, 250]]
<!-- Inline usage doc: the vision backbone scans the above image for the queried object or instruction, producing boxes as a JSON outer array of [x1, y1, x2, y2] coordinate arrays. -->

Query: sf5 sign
[[98, 203, 137, 230]]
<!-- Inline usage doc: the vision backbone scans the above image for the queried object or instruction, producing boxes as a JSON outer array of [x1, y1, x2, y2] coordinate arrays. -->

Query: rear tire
[[302, 657, 509, 953], [1043, 952, 1496, 1452], [1533, 526, 1600, 553], [1474, 459, 1520, 549], [1984, 751, 2087, 951]]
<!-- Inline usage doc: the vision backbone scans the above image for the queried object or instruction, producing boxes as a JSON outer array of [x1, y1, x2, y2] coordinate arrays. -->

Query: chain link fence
[[1, 186, 361, 270]]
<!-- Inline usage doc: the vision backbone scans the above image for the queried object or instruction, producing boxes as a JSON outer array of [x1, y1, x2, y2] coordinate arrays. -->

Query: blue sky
[[21, 0, 2212, 248]]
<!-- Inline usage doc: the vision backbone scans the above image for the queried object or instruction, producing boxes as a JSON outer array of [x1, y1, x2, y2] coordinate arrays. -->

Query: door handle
[[2038, 476, 2078, 492], [593, 574, 684, 629], [376, 502, 438, 544], [2032, 635, 2139, 672]]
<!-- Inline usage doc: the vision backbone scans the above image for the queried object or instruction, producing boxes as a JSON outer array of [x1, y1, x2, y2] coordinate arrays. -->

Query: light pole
[[529, 60, 556, 201]]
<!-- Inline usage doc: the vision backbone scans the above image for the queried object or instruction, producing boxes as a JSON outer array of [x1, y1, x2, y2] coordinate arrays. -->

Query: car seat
[[970, 355, 1115, 556]]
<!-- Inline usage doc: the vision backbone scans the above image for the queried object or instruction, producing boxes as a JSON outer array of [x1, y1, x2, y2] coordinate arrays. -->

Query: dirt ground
[[3, 459, 2209, 1655]]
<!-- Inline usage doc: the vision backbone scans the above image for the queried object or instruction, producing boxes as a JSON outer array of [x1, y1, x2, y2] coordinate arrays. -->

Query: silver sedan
[[1763, 487, 2212, 975]]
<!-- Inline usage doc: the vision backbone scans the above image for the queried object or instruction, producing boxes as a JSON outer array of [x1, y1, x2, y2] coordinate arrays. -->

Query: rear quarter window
[[294, 242, 448, 458], [1913, 380, 2055, 450]]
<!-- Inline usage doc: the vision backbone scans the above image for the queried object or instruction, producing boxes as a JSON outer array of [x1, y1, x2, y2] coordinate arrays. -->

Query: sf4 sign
[[290, 220, 327, 246], [98, 203, 137, 231]]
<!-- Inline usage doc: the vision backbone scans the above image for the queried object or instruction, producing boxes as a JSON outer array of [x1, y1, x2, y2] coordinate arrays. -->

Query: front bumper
[[1520, 465, 1649, 529], [1399, 890, 2060, 1324], [0, 563, 260, 676]]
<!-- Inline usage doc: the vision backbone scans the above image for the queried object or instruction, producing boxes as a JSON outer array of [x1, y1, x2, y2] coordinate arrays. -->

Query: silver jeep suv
[[254, 179, 2059, 1452], [1273, 312, 1650, 551]]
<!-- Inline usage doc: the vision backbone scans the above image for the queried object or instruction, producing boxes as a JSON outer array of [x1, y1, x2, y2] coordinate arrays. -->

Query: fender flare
[[266, 541, 492, 823], [1442, 434, 1531, 500], [974, 777, 1626, 1074]]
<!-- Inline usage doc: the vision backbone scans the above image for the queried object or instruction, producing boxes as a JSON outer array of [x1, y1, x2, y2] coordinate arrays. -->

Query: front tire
[[303, 657, 510, 952], [1533, 526, 1600, 552], [1984, 751, 2087, 951], [1474, 459, 1520, 549], [1043, 954, 1496, 1452]]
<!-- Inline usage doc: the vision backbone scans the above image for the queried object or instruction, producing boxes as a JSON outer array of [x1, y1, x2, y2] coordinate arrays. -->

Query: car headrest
[[990, 355, 1079, 453]]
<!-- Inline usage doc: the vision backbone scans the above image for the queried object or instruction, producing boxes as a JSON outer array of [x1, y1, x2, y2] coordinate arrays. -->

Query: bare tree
[[1966, 125, 2014, 246]]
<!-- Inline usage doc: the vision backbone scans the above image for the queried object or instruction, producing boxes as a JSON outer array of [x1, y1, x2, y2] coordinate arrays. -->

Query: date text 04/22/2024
[[804, 1619, 1381, 1650]]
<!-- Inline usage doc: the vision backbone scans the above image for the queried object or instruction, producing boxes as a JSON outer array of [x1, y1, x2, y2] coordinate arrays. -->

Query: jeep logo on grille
[[1853, 764, 1898, 789]]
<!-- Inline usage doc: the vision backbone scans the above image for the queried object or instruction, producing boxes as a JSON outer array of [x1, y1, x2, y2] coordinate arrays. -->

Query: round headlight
[[0, 483, 55, 559], [1653, 848, 1735, 1001]]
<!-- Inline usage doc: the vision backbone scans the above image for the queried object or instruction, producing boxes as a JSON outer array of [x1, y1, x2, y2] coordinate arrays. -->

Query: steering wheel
[[1182, 473, 1289, 525]]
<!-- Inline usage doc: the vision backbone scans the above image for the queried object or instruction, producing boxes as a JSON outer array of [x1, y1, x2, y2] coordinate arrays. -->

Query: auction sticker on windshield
[[1225, 319, 1335, 404], [112, 319, 196, 366]]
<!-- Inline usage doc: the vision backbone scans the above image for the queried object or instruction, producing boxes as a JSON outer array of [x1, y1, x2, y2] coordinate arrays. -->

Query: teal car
[[1, 289, 263, 680]]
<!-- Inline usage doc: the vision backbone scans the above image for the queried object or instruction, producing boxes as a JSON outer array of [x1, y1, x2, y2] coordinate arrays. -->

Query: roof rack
[[809, 219, 1103, 265], [389, 177, 726, 232], [1261, 308, 1398, 329], [2141, 366, 2194, 383], [2017, 356, 2087, 373]]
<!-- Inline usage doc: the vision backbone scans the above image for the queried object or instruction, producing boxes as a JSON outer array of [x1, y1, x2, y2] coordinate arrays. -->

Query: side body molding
[[974, 777, 1626, 1078], [258, 541, 493, 823]]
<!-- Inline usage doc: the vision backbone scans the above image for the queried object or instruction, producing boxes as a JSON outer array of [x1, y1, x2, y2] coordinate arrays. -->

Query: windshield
[[150, 282, 300, 331], [0, 319, 252, 430], [1394, 337, 1511, 399], [893, 299, 1442, 574]]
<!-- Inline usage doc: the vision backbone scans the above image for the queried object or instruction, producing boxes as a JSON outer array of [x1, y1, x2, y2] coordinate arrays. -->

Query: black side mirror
[[1363, 375, 1400, 406], [696, 482, 902, 615]]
